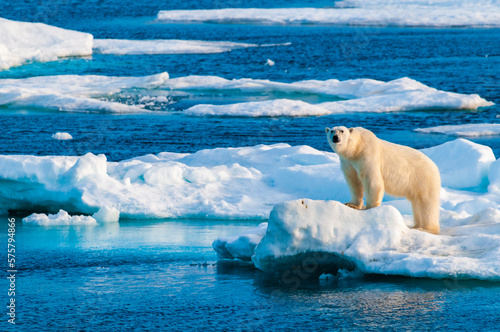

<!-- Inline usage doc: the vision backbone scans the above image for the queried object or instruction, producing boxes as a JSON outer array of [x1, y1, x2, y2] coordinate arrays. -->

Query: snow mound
[[23, 209, 97, 226], [0, 17, 93, 70], [1, 139, 498, 221], [218, 199, 500, 280], [52, 132, 73, 140], [157, 3, 500, 28], [93, 39, 285, 55], [421, 139, 496, 189], [416, 123, 500, 137]]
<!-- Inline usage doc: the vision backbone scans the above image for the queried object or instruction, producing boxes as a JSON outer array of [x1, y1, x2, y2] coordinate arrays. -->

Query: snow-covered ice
[[0, 145, 347, 218], [157, 1, 500, 28], [213, 222, 268, 260], [216, 199, 500, 280], [23, 209, 97, 226], [209, 139, 500, 281], [0, 138, 498, 220], [93, 39, 279, 55], [3, 136, 500, 279], [181, 76, 492, 116], [421, 139, 496, 189], [416, 123, 500, 137], [52, 132, 73, 140], [0, 17, 93, 70], [0, 74, 491, 115], [0, 72, 170, 113]]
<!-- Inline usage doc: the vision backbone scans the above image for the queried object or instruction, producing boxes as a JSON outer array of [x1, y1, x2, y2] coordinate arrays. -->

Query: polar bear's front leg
[[341, 159, 364, 209], [361, 169, 385, 209]]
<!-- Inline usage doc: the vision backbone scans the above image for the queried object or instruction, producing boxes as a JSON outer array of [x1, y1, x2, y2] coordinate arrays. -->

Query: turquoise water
[[1, 0, 500, 330], [2, 217, 499, 331]]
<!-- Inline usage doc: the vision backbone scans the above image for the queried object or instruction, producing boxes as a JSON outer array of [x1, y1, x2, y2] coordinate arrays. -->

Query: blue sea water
[[1, 0, 500, 330], [2, 218, 500, 331]]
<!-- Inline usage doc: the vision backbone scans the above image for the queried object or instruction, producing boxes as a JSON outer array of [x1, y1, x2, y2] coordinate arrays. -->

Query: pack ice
[[157, 1, 500, 28], [0, 74, 492, 115]]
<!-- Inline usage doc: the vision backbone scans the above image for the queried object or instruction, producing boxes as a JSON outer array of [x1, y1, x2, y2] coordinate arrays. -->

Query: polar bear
[[325, 126, 441, 234]]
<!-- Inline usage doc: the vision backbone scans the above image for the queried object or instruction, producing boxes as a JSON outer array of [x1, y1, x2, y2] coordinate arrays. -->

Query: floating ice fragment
[[22, 210, 97, 226], [92, 206, 120, 223], [157, 4, 500, 28], [265, 59, 275, 66], [415, 123, 500, 137], [51, 132, 73, 140], [0, 17, 92, 70]]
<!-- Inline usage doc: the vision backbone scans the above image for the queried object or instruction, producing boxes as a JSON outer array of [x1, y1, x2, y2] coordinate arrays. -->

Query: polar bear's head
[[325, 126, 353, 154]]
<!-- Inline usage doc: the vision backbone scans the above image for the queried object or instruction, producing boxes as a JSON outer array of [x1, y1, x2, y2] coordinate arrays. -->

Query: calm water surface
[[2, 218, 500, 331]]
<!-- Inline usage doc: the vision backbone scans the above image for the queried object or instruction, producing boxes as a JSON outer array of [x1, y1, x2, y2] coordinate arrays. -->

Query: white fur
[[325, 126, 441, 234]]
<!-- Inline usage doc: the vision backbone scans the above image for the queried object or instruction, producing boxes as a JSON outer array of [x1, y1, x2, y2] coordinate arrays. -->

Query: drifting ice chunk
[[93, 39, 267, 55], [0, 72, 169, 113], [213, 222, 267, 260], [252, 200, 406, 273], [0, 74, 492, 115], [23, 210, 97, 226], [157, 4, 500, 28], [248, 199, 500, 280], [92, 206, 120, 223], [185, 99, 331, 117], [51, 132, 73, 140], [415, 123, 500, 137], [180, 77, 493, 117], [0, 17, 93, 70]]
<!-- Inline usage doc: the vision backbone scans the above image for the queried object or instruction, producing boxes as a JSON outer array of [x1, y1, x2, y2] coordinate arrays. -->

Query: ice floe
[[23, 210, 97, 226], [215, 199, 500, 281], [0, 138, 498, 221], [52, 132, 73, 140], [0, 17, 93, 70], [180, 76, 493, 116], [0, 72, 170, 112], [416, 123, 500, 137], [93, 39, 287, 55], [1, 73, 489, 115], [157, 1, 500, 27]]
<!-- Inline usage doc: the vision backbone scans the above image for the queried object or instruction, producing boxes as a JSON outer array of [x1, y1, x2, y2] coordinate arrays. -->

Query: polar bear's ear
[[325, 127, 330, 133], [349, 128, 354, 133]]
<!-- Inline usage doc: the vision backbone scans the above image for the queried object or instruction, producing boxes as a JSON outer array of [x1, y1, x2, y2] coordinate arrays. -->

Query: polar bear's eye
[[340, 130, 344, 133]]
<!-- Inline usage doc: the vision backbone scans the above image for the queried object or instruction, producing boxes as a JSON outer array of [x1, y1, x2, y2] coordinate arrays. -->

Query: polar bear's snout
[[333, 134, 340, 143]]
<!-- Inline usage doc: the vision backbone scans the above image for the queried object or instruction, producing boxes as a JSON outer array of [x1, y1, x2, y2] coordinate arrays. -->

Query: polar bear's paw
[[345, 202, 363, 210]]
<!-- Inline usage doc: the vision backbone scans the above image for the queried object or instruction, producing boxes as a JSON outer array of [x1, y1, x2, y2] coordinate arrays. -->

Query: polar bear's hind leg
[[411, 196, 440, 234]]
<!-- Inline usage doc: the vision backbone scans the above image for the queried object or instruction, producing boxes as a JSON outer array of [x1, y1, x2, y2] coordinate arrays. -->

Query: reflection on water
[[2, 217, 498, 330]]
